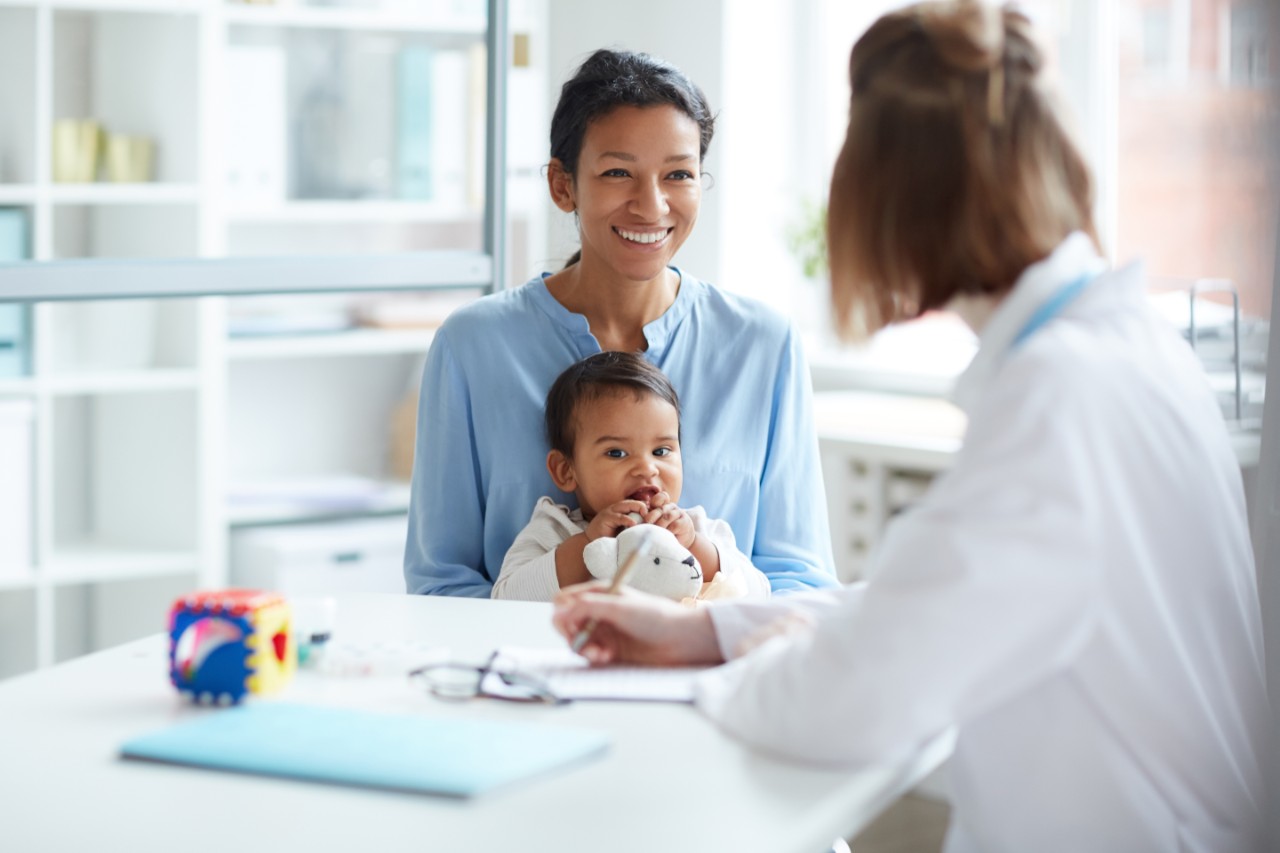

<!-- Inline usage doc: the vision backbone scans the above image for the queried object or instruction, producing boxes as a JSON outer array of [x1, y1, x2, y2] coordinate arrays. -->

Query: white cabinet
[[0, 0, 547, 677], [230, 515, 409, 596], [814, 387, 1263, 583], [814, 391, 967, 583]]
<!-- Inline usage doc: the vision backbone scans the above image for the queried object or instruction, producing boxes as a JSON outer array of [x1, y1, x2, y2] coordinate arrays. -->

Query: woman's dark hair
[[551, 49, 716, 268], [545, 351, 681, 455], [551, 48, 715, 178]]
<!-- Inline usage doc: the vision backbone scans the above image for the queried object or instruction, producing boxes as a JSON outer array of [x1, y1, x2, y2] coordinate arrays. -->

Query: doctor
[[553, 2, 1274, 850]]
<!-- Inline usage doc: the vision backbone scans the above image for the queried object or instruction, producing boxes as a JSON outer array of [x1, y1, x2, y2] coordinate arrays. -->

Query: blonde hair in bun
[[827, 0, 1097, 340]]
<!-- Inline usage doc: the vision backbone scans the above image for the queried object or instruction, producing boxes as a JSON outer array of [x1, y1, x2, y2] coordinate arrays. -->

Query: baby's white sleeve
[[491, 498, 583, 602]]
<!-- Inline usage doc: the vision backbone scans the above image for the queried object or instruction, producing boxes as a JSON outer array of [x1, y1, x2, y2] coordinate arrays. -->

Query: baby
[[491, 351, 770, 602]]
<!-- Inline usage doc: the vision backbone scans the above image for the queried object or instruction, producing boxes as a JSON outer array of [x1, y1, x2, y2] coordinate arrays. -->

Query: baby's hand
[[649, 501, 695, 550], [584, 499, 652, 542]]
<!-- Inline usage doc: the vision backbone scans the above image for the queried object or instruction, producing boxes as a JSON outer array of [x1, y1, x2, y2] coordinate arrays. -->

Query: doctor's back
[[913, 244, 1273, 851]]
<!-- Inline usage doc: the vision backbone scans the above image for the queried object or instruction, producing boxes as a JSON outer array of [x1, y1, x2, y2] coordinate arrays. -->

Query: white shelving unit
[[0, 0, 548, 678]]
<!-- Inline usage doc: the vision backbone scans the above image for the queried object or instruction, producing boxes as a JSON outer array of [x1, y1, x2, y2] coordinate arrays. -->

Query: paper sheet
[[491, 647, 707, 703]]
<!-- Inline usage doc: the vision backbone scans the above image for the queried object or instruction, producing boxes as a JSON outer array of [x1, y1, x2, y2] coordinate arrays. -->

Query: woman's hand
[[552, 583, 725, 666]]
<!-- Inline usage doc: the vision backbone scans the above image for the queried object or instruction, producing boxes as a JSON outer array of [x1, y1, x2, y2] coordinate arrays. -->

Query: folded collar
[[951, 232, 1108, 413]]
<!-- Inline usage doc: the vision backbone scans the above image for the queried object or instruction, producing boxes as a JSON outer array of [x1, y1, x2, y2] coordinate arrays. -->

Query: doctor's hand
[[552, 584, 725, 667]]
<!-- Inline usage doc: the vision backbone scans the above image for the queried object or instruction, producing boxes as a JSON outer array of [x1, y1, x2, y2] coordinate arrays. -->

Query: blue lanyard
[[1011, 272, 1094, 348]]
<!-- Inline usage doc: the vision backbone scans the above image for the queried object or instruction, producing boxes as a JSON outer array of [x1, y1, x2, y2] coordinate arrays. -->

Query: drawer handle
[[332, 551, 364, 564]]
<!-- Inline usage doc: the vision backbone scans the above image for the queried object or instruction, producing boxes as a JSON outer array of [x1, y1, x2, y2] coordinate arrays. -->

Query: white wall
[[718, 1, 814, 314]]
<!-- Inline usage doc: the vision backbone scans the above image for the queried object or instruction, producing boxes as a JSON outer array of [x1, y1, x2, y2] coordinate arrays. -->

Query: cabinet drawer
[[230, 516, 408, 596]]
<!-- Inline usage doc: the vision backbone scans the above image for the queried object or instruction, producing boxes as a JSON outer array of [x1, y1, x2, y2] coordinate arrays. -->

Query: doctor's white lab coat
[[695, 234, 1272, 852]]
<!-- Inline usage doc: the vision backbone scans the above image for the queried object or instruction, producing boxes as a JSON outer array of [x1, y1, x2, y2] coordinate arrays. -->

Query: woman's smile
[[614, 226, 674, 248]]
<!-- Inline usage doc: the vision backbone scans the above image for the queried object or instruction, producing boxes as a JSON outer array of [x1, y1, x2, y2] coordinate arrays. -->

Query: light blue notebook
[[120, 703, 610, 797]]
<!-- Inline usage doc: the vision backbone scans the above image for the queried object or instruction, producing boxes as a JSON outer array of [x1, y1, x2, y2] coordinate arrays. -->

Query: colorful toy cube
[[168, 589, 296, 704]]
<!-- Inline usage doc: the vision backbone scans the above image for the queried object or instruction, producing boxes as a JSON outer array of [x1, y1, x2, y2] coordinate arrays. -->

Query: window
[[785, 0, 1275, 417], [1115, 0, 1275, 425]]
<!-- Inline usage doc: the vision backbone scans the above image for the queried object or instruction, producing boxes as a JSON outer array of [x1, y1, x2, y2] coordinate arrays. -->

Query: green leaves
[[785, 199, 828, 280]]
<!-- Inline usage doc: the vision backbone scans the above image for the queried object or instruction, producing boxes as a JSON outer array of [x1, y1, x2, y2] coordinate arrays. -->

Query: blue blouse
[[404, 268, 837, 597]]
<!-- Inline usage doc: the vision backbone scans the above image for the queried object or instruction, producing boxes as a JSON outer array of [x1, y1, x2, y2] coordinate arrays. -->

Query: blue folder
[[120, 702, 610, 797]]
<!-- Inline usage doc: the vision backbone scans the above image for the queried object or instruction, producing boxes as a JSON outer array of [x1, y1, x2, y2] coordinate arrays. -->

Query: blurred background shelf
[[0, 0, 546, 676], [227, 327, 436, 359], [46, 184, 202, 205], [222, 3, 487, 34]]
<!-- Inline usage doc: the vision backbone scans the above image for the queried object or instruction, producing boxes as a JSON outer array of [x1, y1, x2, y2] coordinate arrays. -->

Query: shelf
[[1228, 427, 1263, 468], [0, 0, 516, 679], [0, 377, 37, 396], [228, 327, 435, 359], [224, 200, 477, 224], [41, 368, 201, 394], [40, 0, 204, 11], [223, 3, 486, 34], [0, 571, 37, 591], [228, 502, 410, 527], [47, 184, 201, 206], [41, 546, 200, 584], [0, 185, 37, 205], [227, 478, 411, 526], [813, 390, 968, 445]]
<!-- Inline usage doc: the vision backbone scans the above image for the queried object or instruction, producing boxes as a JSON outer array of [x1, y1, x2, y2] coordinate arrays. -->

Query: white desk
[[0, 594, 953, 853]]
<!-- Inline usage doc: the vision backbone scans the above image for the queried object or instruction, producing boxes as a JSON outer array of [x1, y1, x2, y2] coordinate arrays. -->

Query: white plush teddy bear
[[582, 522, 703, 601]]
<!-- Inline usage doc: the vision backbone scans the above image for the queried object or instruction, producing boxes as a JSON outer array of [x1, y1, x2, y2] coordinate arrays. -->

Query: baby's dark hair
[[545, 351, 681, 455]]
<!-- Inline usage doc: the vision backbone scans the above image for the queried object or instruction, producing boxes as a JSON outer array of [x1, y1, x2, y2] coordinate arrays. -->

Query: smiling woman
[[403, 48, 839, 600], [543, 103, 703, 352]]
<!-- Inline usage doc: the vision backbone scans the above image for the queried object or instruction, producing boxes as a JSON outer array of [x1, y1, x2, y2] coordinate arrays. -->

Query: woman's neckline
[[543, 265, 682, 351]]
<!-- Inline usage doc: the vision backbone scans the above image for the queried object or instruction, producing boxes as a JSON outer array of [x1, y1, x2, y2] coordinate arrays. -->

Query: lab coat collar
[[951, 232, 1109, 414]]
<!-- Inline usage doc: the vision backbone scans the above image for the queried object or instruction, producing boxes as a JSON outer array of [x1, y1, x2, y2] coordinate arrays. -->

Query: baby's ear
[[546, 449, 576, 492]]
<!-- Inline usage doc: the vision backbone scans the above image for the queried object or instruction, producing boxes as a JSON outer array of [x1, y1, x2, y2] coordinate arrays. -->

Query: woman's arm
[[403, 333, 493, 597], [752, 328, 840, 593], [690, 509, 772, 599]]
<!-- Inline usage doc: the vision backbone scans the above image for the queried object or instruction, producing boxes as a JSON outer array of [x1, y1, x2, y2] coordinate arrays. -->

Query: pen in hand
[[570, 528, 653, 654]]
